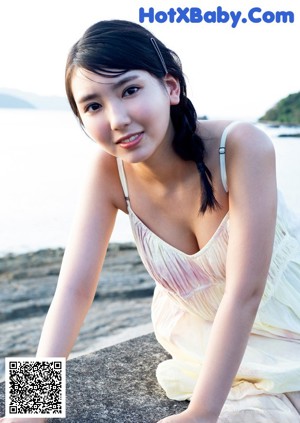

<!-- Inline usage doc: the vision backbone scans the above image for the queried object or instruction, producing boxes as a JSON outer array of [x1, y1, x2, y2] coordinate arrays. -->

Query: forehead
[[73, 67, 128, 84], [71, 68, 146, 96]]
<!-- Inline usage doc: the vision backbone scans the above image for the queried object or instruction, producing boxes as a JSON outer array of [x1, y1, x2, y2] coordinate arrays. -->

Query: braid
[[196, 162, 218, 214], [170, 98, 220, 214]]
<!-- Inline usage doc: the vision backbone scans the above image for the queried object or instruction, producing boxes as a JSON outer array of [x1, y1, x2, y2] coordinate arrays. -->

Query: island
[[259, 92, 300, 126], [0, 93, 35, 109], [0, 89, 69, 110]]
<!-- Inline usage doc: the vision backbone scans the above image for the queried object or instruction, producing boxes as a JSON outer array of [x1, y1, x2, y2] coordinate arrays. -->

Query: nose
[[107, 101, 131, 131]]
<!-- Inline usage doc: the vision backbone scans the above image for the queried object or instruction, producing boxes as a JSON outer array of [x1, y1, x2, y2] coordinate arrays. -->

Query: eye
[[123, 86, 140, 97], [85, 102, 101, 113]]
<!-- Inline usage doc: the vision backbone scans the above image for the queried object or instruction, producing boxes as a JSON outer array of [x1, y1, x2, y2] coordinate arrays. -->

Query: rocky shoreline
[[0, 243, 155, 382]]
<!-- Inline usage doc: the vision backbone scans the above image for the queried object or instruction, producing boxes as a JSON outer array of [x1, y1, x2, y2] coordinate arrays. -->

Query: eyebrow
[[76, 74, 140, 105]]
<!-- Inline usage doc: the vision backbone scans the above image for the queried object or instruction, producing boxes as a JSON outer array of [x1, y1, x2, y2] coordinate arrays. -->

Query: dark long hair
[[65, 20, 219, 213]]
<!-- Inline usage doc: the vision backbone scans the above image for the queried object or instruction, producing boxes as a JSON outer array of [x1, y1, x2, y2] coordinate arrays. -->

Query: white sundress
[[116, 122, 300, 422]]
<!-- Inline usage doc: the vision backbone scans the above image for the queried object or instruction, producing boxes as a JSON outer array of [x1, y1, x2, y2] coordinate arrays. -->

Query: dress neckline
[[115, 120, 239, 257], [127, 201, 229, 258]]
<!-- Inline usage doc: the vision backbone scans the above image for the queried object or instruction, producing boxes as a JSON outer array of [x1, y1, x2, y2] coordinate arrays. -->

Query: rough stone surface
[[0, 333, 188, 422], [0, 244, 154, 382]]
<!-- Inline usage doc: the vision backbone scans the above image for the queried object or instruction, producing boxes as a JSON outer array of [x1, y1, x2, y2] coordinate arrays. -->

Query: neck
[[123, 124, 195, 188], [129, 149, 195, 190]]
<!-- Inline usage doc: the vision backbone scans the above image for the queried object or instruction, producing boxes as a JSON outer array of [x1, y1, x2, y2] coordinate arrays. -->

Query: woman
[[2, 19, 300, 423]]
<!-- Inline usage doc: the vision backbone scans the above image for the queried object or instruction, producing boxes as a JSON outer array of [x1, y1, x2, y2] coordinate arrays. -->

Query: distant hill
[[259, 92, 300, 125], [0, 88, 69, 110], [0, 94, 35, 109]]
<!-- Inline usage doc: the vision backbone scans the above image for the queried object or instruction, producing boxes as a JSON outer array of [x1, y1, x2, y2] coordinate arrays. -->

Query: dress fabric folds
[[116, 124, 300, 421]]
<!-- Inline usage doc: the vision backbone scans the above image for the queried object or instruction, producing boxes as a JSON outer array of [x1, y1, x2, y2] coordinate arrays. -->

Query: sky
[[0, 0, 299, 120]]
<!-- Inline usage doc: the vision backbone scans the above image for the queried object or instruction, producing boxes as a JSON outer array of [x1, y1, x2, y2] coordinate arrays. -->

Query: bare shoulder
[[224, 122, 277, 199], [198, 119, 275, 159], [226, 121, 275, 156], [224, 122, 276, 183], [82, 149, 127, 213]]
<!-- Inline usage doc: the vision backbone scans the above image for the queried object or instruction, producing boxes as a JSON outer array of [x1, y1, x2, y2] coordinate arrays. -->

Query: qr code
[[5, 357, 66, 418]]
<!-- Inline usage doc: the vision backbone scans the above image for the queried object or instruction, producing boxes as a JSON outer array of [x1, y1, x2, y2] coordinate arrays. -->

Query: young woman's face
[[71, 69, 180, 163]]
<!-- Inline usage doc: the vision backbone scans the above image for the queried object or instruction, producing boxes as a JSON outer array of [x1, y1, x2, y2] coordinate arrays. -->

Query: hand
[[0, 418, 46, 423], [156, 409, 216, 423]]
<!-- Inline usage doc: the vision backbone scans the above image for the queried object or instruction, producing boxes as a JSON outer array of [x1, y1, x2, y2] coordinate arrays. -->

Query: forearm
[[188, 293, 261, 420], [36, 286, 94, 358]]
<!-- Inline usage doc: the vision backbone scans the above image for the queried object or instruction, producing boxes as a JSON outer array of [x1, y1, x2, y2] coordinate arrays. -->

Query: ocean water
[[1, 109, 300, 383], [0, 109, 300, 256], [0, 109, 134, 256]]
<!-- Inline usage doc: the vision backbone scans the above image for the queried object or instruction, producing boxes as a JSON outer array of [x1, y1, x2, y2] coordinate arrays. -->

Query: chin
[[121, 149, 155, 164]]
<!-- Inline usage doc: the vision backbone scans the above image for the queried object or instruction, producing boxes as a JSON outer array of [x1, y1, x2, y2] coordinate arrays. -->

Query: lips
[[116, 132, 143, 149]]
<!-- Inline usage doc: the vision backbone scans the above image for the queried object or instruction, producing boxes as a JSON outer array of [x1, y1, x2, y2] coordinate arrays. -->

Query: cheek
[[148, 100, 171, 135], [82, 117, 109, 143], [135, 95, 170, 128]]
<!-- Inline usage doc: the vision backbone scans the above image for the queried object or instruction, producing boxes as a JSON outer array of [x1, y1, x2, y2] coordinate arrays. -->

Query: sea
[[0, 109, 133, 256], [0, 108, 300, 256], [1, 108, 300, 383]]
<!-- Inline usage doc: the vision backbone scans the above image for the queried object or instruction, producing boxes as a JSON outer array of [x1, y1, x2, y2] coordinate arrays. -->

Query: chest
[[128, 176, 228, 255]]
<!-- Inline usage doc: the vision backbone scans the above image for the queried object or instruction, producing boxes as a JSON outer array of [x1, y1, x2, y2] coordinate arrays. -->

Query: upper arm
[[56, 150, 122, 299], [225, 123, 277, 301]]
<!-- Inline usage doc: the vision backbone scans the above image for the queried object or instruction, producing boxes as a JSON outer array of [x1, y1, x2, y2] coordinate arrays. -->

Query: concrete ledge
[[0, 333, 188, 422]]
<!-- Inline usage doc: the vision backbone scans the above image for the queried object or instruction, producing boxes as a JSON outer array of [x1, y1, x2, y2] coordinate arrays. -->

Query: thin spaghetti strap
[[219, 121, 241, 192], [116, 157, 130, 204]]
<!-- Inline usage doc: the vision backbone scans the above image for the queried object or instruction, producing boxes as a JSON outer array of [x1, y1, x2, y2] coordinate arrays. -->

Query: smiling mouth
[[117, 133, 143, 148], [119, 134, 140, 143]]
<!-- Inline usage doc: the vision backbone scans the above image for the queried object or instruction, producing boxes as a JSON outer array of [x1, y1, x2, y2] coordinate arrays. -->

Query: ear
[[164, 74, 180, 105]]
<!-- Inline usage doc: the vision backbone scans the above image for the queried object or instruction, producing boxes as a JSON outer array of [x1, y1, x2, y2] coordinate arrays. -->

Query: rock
[[0, 245, 155, 383], [277, 133, 300, 138], [0, 334, 188, 422]]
